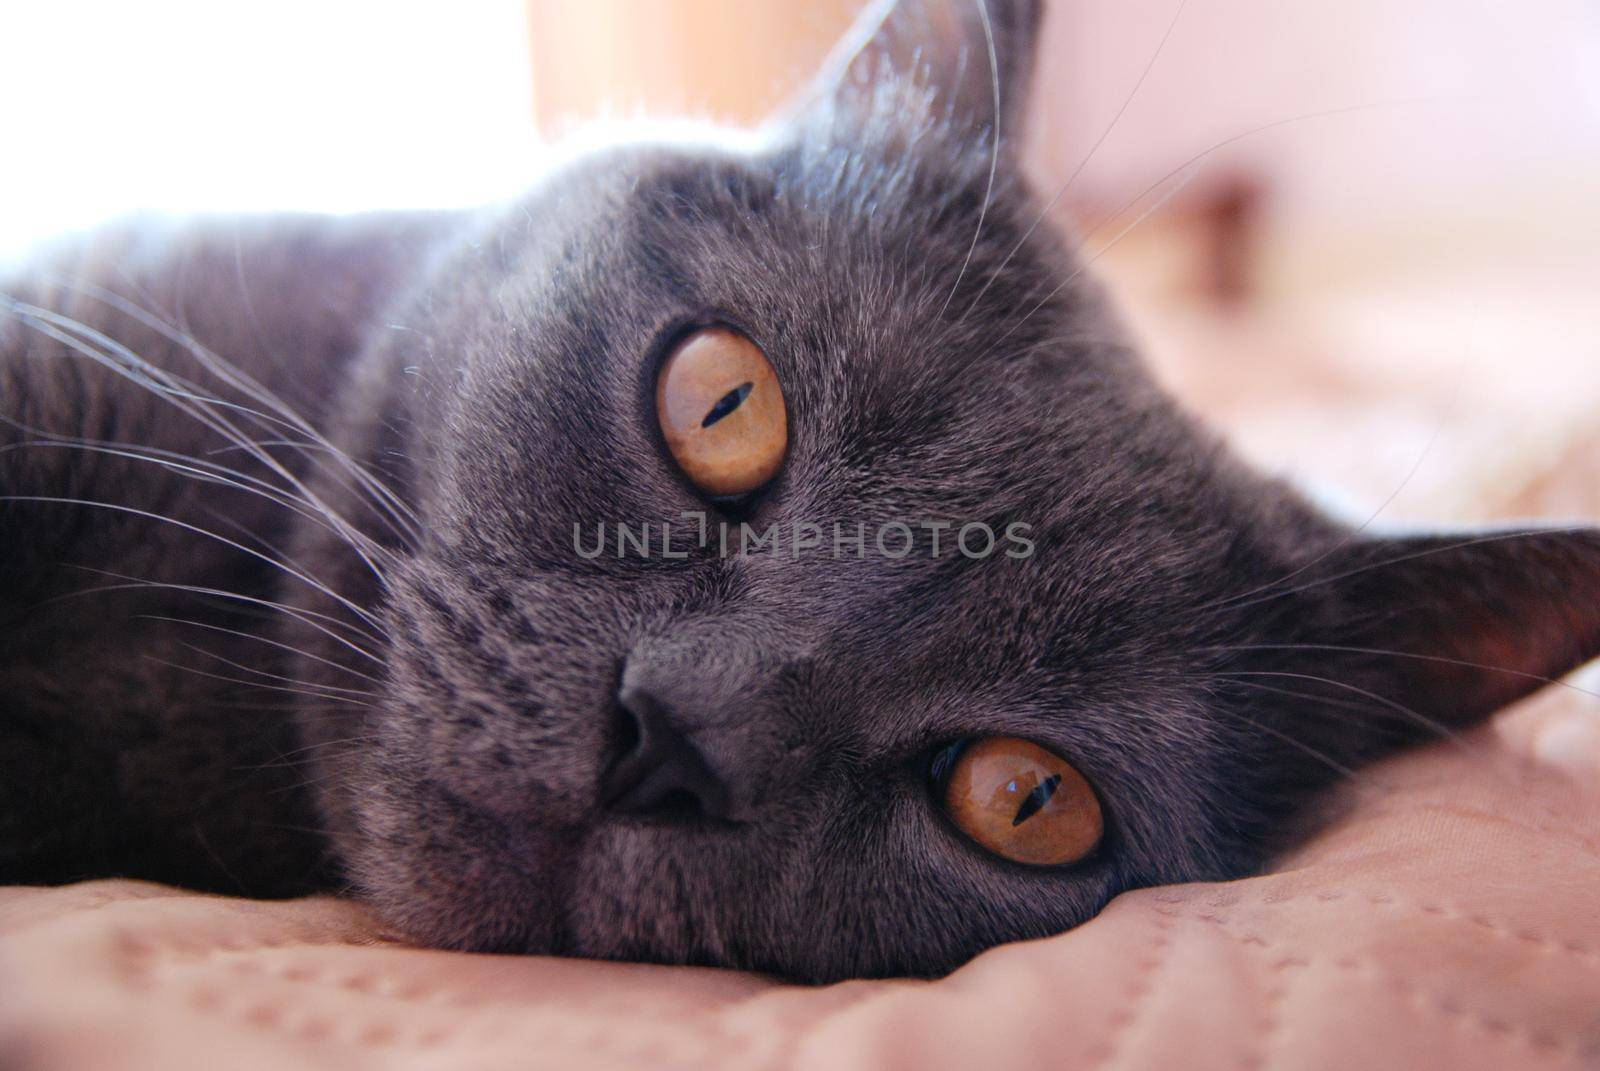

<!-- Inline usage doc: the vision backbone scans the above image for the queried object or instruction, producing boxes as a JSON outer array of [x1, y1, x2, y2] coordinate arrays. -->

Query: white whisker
[[1216, 669, 1466, 746], [3, 298, 399, 586], [144, 655, 376, 709], [4, 494, 383, 630], [1216, 526, 1592, 616], [169, 638, 379, 697], [1202, 642, 1600, 702], [55, 276, 423, 541], [62, 568, 387, 662], [982, 98, 1431, 360], [937, 0, 1000, 320], [962, 0, 1188, 319], [145, 615, 385, 687]]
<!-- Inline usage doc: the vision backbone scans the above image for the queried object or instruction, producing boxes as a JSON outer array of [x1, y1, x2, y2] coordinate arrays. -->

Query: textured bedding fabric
[[2, 686, 1598, 1071]]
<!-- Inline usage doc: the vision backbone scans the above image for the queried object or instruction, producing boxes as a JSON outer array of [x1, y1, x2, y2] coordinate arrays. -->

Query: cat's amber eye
[[655, 327, 787, 497], [935, 738, 1103, 867]]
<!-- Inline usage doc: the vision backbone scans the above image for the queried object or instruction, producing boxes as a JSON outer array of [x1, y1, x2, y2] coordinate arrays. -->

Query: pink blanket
[[4, 689, 1597, 1070]]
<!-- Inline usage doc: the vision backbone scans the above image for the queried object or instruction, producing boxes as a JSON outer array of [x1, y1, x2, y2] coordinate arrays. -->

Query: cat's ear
[[1279, 526, 1600, 731], [780, 0, 1043, 143]]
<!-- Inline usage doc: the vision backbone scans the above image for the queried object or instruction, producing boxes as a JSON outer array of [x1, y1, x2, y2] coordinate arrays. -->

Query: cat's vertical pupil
[[702, 382, 753, 428], [1011, 774, 1062, 826]]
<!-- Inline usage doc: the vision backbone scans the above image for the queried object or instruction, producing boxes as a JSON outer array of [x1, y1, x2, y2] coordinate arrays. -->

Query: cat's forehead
[[475, 136, 1124, 466]]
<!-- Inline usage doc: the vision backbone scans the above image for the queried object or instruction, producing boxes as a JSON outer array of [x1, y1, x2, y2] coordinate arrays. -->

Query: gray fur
[[3, 0, 1597, 981]]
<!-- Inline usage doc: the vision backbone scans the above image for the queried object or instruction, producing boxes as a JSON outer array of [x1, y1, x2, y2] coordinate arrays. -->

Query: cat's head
[[291, 0, 1600, 981]]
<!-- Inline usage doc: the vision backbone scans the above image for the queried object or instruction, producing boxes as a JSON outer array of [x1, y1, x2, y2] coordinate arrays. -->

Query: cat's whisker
[[936, 0, 1000, 320], [0, 434, 402, 578], [64, 567, 388, 654], [6, 434, 335, 526], [960, 0, 1189, 321], [250, 822, 342, 840], [200, 432, 416, 566], [1215, 676, 1556, 799], [1, 493, 384, 631], [201, 505, 347, 594], [208, 438, 383, 461], [4, 300, 401, 585], [182, 413, 414, 555], [212, 699, 349, 712], [251, 733, 383, 768], [1201, 680, 1362, 779], [985, 333, 1139, 363], [1214, 668, 1467, 747], [4, 309, 398, 586], [143, 655, 377, 709], [54, 276, 424, 545], [1195, 332, 1478, 618], [991, 164, 1204, 358], [1212, 674, 1388, 719], [983, 98, 1429, 361], [269, 764, 370, 799], [1210, 525, 1595, 617], [169, 639, 379, 698], [1201, 642, 1600, 702], [145, 615, 386, 687]]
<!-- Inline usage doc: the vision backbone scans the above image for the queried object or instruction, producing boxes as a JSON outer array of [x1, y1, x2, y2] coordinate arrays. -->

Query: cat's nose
[[599, 685, 732, 821]]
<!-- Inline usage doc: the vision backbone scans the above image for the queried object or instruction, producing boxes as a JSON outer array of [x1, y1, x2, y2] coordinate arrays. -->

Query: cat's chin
[[343, 777, 801, 972], [355, 855, 579, 959], [338, 772, 579, 957]]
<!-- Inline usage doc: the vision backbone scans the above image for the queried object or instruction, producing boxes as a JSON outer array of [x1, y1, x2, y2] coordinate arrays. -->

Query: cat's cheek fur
[[314, 566, 632, 952], [342, 753, 572, 954]]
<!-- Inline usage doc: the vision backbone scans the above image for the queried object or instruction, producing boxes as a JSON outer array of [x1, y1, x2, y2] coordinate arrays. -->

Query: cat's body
[[4, 0, 1599, 982], [0, 213, 455, 893]]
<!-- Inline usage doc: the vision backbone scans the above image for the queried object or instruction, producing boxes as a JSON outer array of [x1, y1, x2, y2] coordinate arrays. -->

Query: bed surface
[[3, 688, 1598, 1070]]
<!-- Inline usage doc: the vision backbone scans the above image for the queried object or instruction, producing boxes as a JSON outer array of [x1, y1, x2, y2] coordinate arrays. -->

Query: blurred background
[[5, 0, 1599, 524]]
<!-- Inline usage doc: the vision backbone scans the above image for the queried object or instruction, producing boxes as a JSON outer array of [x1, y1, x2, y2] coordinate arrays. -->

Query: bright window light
[[1, 0, 539, 257]]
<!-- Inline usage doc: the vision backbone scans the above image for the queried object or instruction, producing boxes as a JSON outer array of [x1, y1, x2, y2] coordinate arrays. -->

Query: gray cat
[[3, 0, 1597, 983]]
